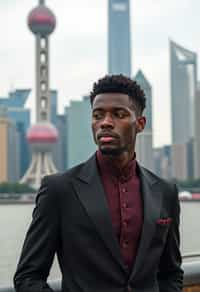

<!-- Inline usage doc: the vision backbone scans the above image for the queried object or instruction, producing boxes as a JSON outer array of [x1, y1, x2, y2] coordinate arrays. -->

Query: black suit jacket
[[14, 155, 183, 292]]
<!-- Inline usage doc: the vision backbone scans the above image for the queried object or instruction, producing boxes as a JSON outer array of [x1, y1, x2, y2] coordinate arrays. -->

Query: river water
[[0, 202, 200, 286]]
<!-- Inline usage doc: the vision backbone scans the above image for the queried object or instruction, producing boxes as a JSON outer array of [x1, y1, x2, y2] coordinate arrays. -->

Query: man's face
[[92, 93, 145, 156]]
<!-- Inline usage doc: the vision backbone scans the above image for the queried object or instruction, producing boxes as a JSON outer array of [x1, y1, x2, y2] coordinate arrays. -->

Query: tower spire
[[21, 0, 58, 189]]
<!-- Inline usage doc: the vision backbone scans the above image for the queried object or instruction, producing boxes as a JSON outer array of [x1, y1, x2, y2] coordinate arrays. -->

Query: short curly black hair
[[90, 74, 146, 114]]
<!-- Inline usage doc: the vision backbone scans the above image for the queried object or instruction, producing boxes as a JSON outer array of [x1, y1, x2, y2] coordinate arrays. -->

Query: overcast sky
[[0, 0, 199, 147]]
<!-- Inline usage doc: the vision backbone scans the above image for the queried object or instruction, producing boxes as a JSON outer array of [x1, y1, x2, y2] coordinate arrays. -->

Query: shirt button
[[124, 265, 129, 271], [122, 203, 128, 208], [123, 221, 128, 227], [122, 241, 128, 248]]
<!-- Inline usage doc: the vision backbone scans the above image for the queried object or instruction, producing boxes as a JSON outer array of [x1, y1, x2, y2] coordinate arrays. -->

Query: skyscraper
[[170, 40, 197, 144], [65, 96, 96, 169], [53, 114, 67, 171], [108, 0, 131, 76], [0, 108, 20, 182], [194, 82, 200, 178], [135, 70, 152, 130], [50, 90, 58, 126], [135, 70, 154, 171], [0, 89, 31, 176]]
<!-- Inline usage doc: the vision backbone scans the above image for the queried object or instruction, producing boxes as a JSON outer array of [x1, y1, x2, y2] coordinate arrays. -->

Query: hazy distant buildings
[[170, 40, 197, 145], [47, 90, 67, 172], [194, 82, 200, 178], [135, 70, 152, 130], [108, 0, 131, 76], [154, 140, 194, 181], [171, 144, 188, 181], [0, 89, 31, 177], [136, 132, 154, 171], [135, 70, 154, 171], [0, 109, 20, 182], [154, 146, 172, 179], [66, 96, 96, 168], [51, 90, 58, 126], [54, 114, 67, 172]]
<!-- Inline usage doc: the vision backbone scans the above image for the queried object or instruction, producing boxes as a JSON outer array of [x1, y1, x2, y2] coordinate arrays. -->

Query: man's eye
[[93, 112, 103, 119], [115, 111, 126, 118]]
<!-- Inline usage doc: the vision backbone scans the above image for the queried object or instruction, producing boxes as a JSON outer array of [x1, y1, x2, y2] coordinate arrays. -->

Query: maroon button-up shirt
[[96, 151, 143, 270]]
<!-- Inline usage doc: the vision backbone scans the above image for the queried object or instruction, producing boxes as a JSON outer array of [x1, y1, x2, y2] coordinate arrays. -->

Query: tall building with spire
[[170, 40, 197, 144], [20, 0, 58, 189], [108, 0, 131, 76]]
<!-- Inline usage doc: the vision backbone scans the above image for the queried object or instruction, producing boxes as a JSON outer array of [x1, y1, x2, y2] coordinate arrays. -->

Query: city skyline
[[0, 0, 200, 147]]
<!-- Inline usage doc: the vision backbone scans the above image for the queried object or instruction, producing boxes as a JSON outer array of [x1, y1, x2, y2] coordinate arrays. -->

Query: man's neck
[[102, 151, 135, 170]]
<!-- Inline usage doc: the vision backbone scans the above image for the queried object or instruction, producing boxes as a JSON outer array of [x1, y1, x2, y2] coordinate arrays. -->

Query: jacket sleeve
[[157, 184, 184, 292], [14, 176, 60, 292]]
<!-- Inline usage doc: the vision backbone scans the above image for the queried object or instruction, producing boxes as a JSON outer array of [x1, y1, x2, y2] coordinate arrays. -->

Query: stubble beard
[[99, 145, 127, 157]]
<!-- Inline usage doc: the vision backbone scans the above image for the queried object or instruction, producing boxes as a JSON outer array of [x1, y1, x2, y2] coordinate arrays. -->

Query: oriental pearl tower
[[20, 0, 58, 189]]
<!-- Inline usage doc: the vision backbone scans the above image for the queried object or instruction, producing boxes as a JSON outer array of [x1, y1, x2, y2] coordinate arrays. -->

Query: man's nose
[[100, 113, 114, 128]]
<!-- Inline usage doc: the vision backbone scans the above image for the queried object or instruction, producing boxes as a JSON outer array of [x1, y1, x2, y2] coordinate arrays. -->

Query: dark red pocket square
[[156, 218, 172, 225]]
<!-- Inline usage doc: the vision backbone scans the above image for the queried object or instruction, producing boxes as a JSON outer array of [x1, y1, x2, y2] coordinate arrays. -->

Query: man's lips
[[97, 133, 119, 143], [99, 136, 115, 143]]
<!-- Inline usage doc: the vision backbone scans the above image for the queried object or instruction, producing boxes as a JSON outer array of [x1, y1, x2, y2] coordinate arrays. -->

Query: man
[[14, 75, 183, 292]]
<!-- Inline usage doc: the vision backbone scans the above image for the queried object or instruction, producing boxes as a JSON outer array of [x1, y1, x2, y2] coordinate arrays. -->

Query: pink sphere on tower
[[27, 124, 58, 144], [27, 123, 58, 153], [28, 2, 56, 36]]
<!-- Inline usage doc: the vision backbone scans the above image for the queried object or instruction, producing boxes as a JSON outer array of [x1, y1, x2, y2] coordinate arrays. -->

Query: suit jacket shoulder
[[42, 154, 97, 194], [137, 163, 178, 205], [139, 164, 177, 189]]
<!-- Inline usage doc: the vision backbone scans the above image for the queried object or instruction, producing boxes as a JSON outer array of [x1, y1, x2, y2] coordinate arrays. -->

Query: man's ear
[[136, 116, 146, 133]]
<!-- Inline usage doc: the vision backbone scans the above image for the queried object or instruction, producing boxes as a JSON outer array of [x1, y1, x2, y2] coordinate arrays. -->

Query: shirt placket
[[119, 179, 131, 263]]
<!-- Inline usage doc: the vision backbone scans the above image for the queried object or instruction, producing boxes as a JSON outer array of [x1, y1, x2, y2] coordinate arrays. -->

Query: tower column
[[20, 0, 58, 189], [36, 35, 50, 122]]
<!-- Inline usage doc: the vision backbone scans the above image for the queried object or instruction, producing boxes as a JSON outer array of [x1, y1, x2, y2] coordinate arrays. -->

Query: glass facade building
[[0, 89, 31, 177], [49, 90, 68, 172], [50, 90, 58, 126], [134, 70, 154, 171], [134, 70, 152, 130], [7, 121, 20, 182], [65, 96, 96, 169], [194, 82, 200, 178], [53, 114, 67, 172], [170, 40, 197, 144], [0, 108, 20, 182], [108, 0, 131, 76]]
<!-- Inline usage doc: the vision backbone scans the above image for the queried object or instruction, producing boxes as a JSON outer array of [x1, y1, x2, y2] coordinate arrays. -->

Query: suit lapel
[[130, 165, 163, 280], [72, 155, 126, 272]]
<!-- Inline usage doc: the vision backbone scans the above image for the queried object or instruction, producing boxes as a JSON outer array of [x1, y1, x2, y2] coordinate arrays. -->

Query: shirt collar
[[96, 150, 137, 182]]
